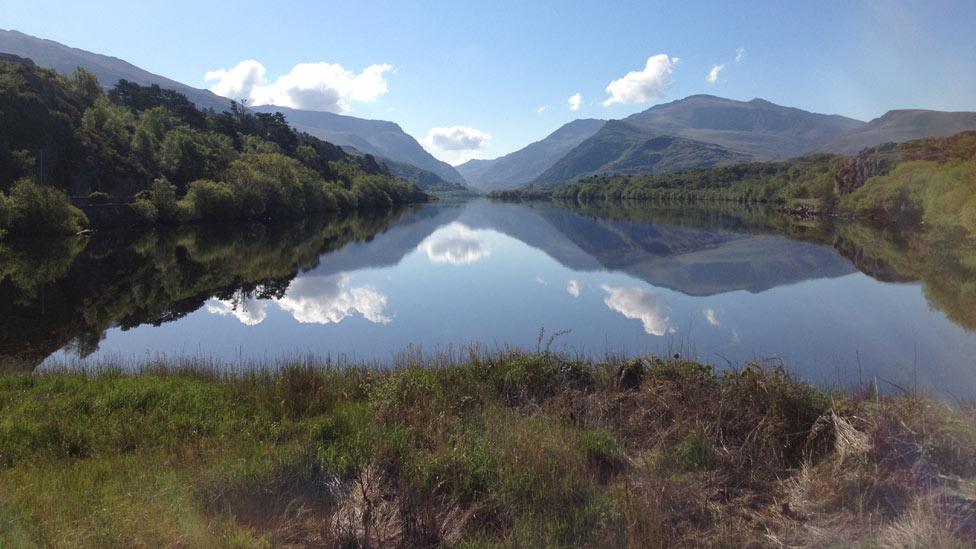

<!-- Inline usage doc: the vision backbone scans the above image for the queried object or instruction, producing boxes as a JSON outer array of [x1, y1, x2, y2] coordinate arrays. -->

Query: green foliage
[[0, 61, 428, 237], [142, 177, 183, 224], [669, 429, 716, 472], [1, 178, 88, 235], [86, 191, 110, 203], [158, 126, 236, 187], [843, 159, 976, 237], [0, 193, 11, 239], [1, 355, 972, 546], [128, 199, 158, 225], [180, 180, 238, 222], [81, 96, 135, 150], [66, 67, 103, 107], [529, 154, 844, 204]]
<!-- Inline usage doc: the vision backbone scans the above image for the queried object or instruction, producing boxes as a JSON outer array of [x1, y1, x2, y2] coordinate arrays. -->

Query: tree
[[159, 127, 235, 188], [67, 67, 103, 107]]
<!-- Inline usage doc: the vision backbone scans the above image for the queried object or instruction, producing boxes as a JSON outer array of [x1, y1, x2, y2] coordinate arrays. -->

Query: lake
[[3, 199, 975, 399]]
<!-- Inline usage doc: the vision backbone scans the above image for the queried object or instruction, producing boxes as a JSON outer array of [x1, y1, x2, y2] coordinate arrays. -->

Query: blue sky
[[5, 0, 975, 163]]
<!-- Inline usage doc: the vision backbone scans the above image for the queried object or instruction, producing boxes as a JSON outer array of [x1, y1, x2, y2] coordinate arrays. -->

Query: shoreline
[[2, 351, 974, 546]]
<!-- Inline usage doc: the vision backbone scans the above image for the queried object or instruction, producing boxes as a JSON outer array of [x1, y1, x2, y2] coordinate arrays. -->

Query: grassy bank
[[1, 351, 975, 547]]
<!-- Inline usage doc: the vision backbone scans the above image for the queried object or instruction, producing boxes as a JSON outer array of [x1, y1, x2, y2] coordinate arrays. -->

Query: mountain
[[457, 119, 605, 191], [623, 95, 865, 158], [823, 109, 976, 154], [459, 201, 856, 296], [251, 105, 466, 185], [527, 95, 864, 186], [340, 146, 469, 193], [532, 120, 754, 186], [0, 29, 232, 112]]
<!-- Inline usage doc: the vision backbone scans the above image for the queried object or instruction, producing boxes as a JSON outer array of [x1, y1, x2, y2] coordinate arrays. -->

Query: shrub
[[181, 180, 238, 222], [87, 191, 110, 203], [961, 198, 976, 239], [670, 429, 717, 472], [128, 199, 158, 225], [146, 177, 183, 224], [4, 178, 89, 235], [159, 127, 236, 187], [0, 192, 12, 238]]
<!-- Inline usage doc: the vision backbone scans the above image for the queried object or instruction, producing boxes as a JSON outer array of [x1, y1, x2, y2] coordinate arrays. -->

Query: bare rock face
[[832, 146, 897, 196]]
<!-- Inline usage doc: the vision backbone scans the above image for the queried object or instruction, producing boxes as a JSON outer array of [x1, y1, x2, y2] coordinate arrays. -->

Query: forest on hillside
[[0, 57, 428, 237]]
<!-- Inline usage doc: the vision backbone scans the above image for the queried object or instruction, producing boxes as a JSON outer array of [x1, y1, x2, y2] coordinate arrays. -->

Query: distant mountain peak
[[823, 108, 976, 154], [456, 118, 606, 191], [252, 104, 465, 185]]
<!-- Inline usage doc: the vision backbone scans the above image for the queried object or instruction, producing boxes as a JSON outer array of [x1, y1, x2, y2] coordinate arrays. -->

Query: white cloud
[[277, 274, 391, 325], [736, 47, 746, 63], [207, 296, 268, 326], [204, 59, 392, 113], [568, 92, 582, 112], [566, 279, 581, 298], [423, 126, 492, 165], [703, 308, 721, 327], [602, 54, 678, 107], [424, 126, 492, 151], [536, 104, 550, 114], [706, 64, 725, 84], [418, 223, 490, 265], [601, 284, 671, 336]]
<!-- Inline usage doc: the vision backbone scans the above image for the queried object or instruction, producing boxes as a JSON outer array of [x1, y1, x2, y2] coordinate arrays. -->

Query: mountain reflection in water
[[2, 200, 975, 399]]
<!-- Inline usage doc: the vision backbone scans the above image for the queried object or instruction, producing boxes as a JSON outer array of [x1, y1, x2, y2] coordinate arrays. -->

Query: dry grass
[[1, 351, 975, 547]]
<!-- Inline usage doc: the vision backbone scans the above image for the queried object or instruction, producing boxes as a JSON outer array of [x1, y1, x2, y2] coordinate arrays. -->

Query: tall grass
[[1, 351, 974, 547]]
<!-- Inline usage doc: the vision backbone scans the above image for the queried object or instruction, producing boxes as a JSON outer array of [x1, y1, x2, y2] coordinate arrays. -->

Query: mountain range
[[249, 105, 465, 185], [822, 109, 976, 154], [3, 28, 976, 194], [0, 29, 232, 112], [463, 96, 976, 191], [457, 118, 605, 191]]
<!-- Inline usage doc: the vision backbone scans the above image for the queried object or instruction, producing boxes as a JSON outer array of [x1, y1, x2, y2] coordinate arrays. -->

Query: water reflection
[[207, 294, 269, 326], [205, 273, 393, 327], [600, 284, 672, 336], [419, 223, 491, 265], [566, 279, 582, 298], [276, 274, 392, 325], [2, 198, 976, 397]]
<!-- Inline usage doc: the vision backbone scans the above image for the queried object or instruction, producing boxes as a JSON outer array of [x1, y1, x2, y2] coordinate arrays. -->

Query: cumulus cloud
[[537, 104, 550, 114], [602, 54, 678, 107], [204, 59, 392, 113], [423, 126, 492, 165], [566, 279, 582, 298], [601, 284, 671, 336], [277, 274, 391, 325], [736, 47, 746, 63], [703, 308, 721, 327], [706, 64, 725, 84], [568, 92, 582, 111], [418, 223, 490, 265], [424, 126, 492, 151], [207, 296, 268, 326]]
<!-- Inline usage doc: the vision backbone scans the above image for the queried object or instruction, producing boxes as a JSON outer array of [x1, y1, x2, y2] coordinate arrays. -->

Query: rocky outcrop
[[832, 146, 898, 196]]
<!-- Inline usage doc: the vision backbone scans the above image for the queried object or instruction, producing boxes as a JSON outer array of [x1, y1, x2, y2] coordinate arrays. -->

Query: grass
[[1, 352, 974, 547]]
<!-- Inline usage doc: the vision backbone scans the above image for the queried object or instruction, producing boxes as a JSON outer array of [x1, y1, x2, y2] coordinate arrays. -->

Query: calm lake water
[[3, 199, 976, 398]]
